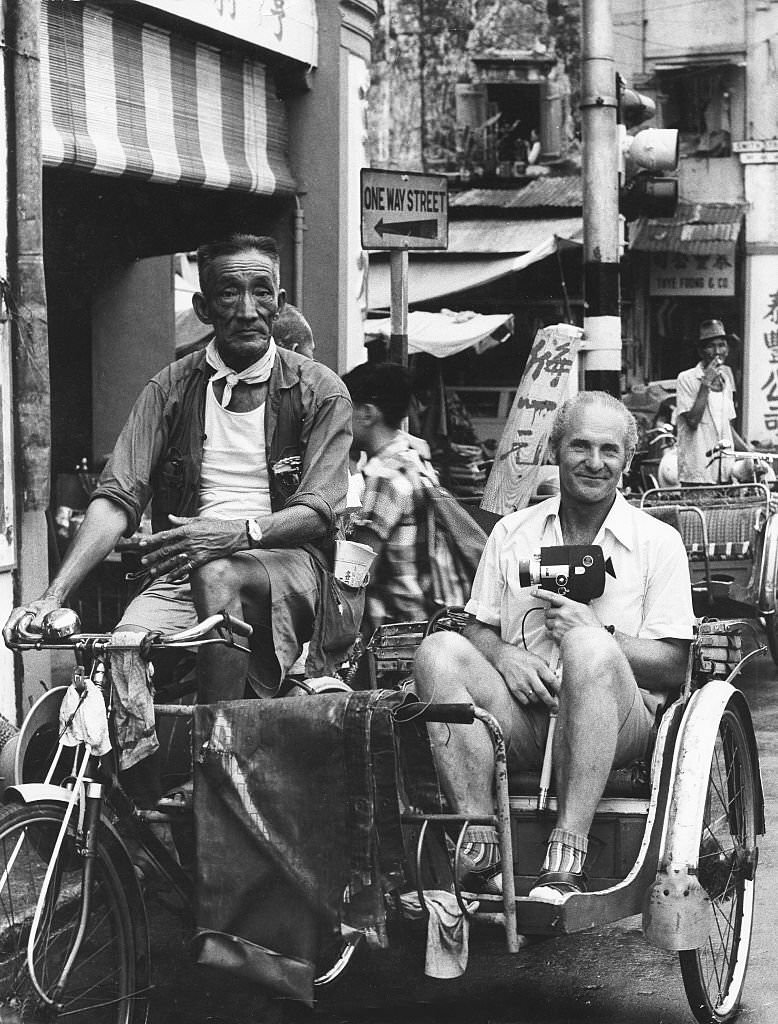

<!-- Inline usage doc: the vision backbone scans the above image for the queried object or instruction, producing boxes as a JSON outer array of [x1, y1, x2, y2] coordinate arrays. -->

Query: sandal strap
[[533, 869, 587, 893]]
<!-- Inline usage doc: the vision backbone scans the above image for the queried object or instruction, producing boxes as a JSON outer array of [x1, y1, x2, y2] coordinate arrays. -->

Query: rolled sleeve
[[91, 380, 165, 535], [284, 390, 352, 530], [464, 526, 504, 626], [639, 527, 696, 640], [675, 369, 698, 416]]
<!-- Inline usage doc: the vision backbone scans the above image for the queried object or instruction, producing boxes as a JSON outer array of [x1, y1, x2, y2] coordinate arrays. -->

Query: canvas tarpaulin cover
[[192, 691, 433, 1004]]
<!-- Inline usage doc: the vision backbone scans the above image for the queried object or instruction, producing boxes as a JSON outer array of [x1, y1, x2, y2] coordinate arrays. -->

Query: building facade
[[1, 0, 377, 717], [614, 0, 778, 444]]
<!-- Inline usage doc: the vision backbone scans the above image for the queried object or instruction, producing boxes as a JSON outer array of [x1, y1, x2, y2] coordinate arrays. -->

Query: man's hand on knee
[[495, 647, 559, 709], [139, 515, 247, 580]]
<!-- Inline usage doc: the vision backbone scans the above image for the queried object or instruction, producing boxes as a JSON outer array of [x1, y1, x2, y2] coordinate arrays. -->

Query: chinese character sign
[[649, 249, 735, 296], [743, 253, 778, 445], [481, 324, 583, 515]]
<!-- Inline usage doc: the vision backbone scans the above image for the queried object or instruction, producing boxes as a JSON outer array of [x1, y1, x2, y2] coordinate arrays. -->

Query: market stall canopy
[[366, 224, 582, 311], [364, 308, 514, 358]]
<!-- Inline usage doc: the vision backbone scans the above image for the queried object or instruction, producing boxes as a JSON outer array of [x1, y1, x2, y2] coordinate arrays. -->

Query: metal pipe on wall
[[294, 195, 305, 306], [6, 0, 50, 512]]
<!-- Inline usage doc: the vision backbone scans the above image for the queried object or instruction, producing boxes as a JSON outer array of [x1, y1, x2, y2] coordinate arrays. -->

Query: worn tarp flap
[[192, 692, 412, 1004]]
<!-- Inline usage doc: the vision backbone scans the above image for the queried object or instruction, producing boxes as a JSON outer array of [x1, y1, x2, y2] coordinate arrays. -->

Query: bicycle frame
[[4, 611, 250, 1009]]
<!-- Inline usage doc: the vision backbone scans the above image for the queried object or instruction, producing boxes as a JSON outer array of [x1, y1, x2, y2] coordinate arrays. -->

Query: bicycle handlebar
[[9, 610, 253, 651]]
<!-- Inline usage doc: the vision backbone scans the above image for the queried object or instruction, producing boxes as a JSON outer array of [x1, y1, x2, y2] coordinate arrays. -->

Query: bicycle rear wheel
[[679, 704, 758, 1023], [0, 800, 149, 1023]]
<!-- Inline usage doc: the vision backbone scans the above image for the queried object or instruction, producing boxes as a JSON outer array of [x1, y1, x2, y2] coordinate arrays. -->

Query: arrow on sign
[[375, 217, 439, 239]]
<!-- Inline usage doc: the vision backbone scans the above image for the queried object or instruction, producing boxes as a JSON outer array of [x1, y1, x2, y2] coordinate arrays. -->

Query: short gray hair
[[548, 391, 638, 458]]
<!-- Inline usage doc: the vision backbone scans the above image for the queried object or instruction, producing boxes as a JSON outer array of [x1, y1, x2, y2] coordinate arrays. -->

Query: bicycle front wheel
[[679, 704, 758, 1024], [0, 800, 148, 1023]]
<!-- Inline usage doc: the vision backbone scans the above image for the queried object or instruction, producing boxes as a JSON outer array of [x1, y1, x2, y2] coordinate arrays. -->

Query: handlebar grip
[[14, 613, 42, 643], [396, 702, 476, 724]]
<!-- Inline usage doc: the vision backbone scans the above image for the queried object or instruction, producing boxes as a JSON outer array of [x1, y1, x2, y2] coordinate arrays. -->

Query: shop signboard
[[648, 249, 735, 296], [743, 253, 778, 446], [138, 0, 318, 67], [481, 323, 583, 515]]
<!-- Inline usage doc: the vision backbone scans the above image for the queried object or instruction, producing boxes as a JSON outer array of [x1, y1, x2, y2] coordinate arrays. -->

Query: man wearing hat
[[675, 319, 750, 484]]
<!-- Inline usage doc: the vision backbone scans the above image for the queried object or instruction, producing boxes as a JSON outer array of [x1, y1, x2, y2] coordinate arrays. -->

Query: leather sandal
[[459, 861, 504, 898], [528, 869, 587, 904]]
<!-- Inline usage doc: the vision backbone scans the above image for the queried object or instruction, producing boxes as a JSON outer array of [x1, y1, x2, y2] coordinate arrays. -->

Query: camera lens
[[518, 558, 533, 588]]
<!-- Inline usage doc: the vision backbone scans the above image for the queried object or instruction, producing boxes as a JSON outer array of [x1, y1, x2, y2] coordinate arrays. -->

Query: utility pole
[[581, 0, 621, 396]]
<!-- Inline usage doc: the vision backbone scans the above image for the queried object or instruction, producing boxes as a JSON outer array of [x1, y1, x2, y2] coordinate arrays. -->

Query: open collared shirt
[[92, 346, 352, 536], [465, 491, 695, 708], [675, 361, 737, 483]]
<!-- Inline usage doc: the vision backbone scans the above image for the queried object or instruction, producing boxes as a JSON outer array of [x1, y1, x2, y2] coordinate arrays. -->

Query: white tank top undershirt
[[198, 382, 272, 519]]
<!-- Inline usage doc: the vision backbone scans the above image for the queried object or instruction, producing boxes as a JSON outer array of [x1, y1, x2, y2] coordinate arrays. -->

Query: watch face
[[248, 520, 262, 545]]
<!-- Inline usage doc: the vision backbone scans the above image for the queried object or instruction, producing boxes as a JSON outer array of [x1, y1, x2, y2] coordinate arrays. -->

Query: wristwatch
[[246, 518, 263, 548]]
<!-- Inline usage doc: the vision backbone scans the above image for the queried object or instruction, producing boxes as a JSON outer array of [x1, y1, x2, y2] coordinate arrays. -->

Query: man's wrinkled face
[[194, 248, 286, 371], [700, 337, 729, 367], [557, 405, 632, 507]]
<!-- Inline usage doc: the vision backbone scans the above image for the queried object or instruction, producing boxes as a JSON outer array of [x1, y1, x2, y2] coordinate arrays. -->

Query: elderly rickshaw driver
[[3, 233, 353, 817], [414, 391, 696, 902]]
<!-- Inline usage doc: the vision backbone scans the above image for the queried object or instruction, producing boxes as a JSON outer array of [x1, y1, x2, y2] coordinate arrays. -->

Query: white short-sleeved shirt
[[465, 492, 695, 705], [675, 362, 737, 483]]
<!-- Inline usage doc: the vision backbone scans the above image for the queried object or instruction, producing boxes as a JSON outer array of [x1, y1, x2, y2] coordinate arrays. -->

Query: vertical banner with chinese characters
[[481, 324, 583, 515], [649, 250, 735, 296], [744, 254, 778, 445]]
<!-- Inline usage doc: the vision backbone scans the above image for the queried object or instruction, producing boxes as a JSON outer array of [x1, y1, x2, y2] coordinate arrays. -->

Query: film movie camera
[[518, 545, 610, 604]]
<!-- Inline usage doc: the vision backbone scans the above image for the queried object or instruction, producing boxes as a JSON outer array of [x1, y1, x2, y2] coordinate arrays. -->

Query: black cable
[[520, 606, 546, 651]]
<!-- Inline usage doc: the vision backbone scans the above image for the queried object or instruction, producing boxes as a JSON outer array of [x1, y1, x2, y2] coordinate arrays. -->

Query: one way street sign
[[361, 169, 448, 250]]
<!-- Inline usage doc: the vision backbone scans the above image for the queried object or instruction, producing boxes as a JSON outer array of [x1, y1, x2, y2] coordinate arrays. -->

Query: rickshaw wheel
[[679, 705, 758, 1023]]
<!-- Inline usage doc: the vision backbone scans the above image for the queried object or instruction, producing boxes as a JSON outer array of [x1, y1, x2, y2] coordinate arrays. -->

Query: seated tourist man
[[4, 232, 352, 810], [413, 391, 695, 901]]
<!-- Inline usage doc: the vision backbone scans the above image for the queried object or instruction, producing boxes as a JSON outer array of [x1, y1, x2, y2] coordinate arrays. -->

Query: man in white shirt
[[413, 391, 695, 902], [676, 319, 750, 484]]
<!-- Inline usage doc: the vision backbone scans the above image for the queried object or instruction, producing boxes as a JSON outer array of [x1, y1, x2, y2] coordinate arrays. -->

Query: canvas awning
[[41, 0, 296, 195], [364, 309, 514, 358], [366, 224, 582, 311]]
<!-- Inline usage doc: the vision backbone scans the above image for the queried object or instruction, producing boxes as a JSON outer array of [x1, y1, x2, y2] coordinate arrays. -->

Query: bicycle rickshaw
[[640, 480, 778, 664], [0, 594, 765, 1024]]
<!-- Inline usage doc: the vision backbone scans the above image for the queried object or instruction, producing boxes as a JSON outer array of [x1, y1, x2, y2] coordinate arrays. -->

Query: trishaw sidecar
[[640, 482, 778, 664], [365, 612, 764, 1024]]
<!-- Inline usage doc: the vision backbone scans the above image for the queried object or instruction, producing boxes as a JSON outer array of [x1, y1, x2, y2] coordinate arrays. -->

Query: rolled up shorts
[[118, 547, 319, 692], [502, 682, 658, 771]]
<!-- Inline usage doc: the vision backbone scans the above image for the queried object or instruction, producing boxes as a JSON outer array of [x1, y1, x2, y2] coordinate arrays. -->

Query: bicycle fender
[[643, 681, 762, 951], [757, 512, 778, 612], [2, 781, 75, 805]]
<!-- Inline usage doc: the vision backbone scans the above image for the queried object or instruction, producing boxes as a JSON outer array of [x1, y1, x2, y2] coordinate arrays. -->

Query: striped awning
[[40, 0, 297, 196]]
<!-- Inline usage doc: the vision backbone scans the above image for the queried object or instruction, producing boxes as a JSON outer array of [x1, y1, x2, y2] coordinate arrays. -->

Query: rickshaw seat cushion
[[508, 763, 650, 799], [688, 541, 751, 560]]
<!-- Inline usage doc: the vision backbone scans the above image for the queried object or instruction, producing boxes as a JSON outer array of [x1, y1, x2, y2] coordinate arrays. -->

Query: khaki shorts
[[118, 547, 318, 690], [502, 684, 658, 772]]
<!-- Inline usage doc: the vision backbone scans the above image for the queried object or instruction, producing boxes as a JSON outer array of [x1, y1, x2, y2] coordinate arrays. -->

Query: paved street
[[148, 626, 778, 1024]]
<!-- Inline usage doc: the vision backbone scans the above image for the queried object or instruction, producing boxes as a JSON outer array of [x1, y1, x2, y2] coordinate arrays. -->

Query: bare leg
[[414, 631, 525, 816], [190, 555, 270, 702], [553, 626, 638, 836]]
